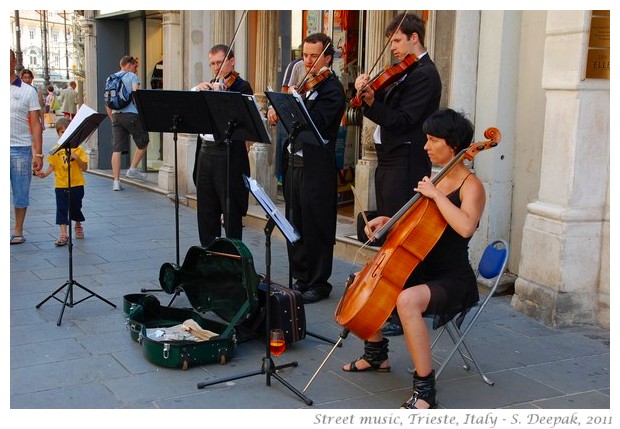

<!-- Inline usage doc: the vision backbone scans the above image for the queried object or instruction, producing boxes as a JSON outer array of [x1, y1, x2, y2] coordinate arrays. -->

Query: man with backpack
[[104, 55, 150, 191]]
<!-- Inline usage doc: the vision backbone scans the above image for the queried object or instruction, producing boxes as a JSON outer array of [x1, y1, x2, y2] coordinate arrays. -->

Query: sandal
[[342, 338, 391, 372], [55, 235, 69, 246], [400, 370, 438, 409], [343, 357, 391, 373], [10, 235, 26, 245], [74, 225, 84, 239]]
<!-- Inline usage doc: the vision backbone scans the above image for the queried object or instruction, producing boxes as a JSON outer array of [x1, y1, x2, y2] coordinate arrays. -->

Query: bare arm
[[37, 91, 45, 125], [35, 164, 54, 178], [415, 175, 486, 238], [30, 110, 43, 172], [364, 215, 391, 241], [70, 151, 88, 171]]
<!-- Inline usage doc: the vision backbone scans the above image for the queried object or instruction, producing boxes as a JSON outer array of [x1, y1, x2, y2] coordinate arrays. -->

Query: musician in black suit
[[191, 44, 253, 246], [355, 12, 442, 334], [271, 33, 346, 304]]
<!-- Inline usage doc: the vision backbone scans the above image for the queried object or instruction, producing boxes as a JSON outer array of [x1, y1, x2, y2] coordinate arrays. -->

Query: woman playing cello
[[342, 108, 485, 409]]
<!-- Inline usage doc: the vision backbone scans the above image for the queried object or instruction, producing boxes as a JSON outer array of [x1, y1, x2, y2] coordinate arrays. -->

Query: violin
[[210, 71, 239, 90], [334, 127, 502, 340], [297, 68, 331, 93], [350, 54, 418, 108]]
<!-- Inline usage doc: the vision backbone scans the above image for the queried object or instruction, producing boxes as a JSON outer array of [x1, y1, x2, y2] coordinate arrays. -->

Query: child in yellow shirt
[[36, 118, 88, 246]]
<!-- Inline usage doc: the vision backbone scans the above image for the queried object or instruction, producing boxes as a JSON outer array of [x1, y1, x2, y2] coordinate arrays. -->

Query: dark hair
[[20, 69, 34, 79], [47, 85, 54, 92], [386, 13, 426, 45], [304, 33, 335, 66], [423, 108, 474, 152], [210, 44, 234, 59]]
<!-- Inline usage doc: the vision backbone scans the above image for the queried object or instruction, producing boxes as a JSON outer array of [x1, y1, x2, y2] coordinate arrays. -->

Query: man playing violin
[[355, 12, 442, 336], [342, 108, 484, 410], [273, 33, 346, 304], [191, 44, 253, 246]]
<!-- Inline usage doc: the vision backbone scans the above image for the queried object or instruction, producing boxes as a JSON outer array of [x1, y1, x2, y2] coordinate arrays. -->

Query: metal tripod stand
[[36, 145, 116, 325]]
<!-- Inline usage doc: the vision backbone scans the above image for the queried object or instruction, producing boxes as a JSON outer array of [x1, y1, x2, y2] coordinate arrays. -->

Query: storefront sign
[[586, 11, 610, 79]]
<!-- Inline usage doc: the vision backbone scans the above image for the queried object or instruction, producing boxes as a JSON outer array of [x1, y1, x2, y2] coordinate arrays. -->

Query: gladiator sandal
[[344, 338, 391, 372], [400, 370, 438, 409]]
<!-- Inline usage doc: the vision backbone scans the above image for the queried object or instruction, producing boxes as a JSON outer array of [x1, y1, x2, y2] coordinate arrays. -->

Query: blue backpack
[[104, 72, 132, 110]]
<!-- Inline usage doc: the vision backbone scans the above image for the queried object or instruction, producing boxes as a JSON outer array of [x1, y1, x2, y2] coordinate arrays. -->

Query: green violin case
[[124, 238, 260, 369]]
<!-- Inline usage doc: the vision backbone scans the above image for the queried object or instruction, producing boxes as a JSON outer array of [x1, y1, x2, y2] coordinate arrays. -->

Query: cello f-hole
[[370, 253, 386, 277]]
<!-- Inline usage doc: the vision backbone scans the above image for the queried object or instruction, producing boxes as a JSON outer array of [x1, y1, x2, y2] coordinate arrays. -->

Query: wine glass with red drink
[[270, 329, 286, 356]]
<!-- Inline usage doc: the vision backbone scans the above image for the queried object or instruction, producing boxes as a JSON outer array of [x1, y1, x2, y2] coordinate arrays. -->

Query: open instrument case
[[124, 238, 260, 369]]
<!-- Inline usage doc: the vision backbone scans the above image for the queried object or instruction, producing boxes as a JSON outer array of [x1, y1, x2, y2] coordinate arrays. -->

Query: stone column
[[469, 11, 519, 263], [249, 10, 279, 201], [176, 11, 216, 201], [512, 11, 610, 327], [211, 11, 235, 45], [77, 12, 99, 168], [354, 11, 395, 215], [157, 10, 185, 196]]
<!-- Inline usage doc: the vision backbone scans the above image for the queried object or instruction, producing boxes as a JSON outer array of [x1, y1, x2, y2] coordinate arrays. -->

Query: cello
[[335, 127, 502, 340]]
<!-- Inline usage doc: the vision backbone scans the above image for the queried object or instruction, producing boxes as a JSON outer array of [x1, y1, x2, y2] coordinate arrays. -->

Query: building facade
[[10, 10, 80, 92], [75, 10, 609, 328]]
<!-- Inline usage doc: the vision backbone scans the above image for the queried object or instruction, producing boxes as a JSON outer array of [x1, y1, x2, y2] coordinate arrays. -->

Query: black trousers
[[284, 160, 333, 295], [196, 146, 243, 246]]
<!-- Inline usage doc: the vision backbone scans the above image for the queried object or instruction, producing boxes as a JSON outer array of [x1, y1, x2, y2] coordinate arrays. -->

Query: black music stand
[[36, 107, 116, 326], [265, 91, 339, 347], [199, 90, 271, 232], [198, 175, 312, 406], [134, 90, 217, 306]]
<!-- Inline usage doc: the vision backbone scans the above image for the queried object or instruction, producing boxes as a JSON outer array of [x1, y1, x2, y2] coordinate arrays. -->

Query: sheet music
[[243, 175, 300, 243], [56, 104, 99, 148], [244, 94, 272, 143], [290, 89, 328, 145]]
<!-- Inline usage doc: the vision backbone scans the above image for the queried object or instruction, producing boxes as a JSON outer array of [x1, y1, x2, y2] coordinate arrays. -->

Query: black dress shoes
[[292, 280, 308, 293], [301, 289, 329, 304], [381, 321, 404, 336]]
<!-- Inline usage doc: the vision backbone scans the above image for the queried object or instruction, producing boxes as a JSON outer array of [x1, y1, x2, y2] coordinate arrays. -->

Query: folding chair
[[431, 239, 509, 386]]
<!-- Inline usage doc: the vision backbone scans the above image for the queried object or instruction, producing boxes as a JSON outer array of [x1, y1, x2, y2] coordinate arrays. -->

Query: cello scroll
[[464, 127, 501, 161]]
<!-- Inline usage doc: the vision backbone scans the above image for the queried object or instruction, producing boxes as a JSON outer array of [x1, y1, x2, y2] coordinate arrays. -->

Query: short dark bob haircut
[[422, 108, 474, 152]]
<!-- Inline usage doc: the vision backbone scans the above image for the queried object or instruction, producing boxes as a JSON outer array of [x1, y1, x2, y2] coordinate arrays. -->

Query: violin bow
[[362, 11, 408, 82], [213, 10, 248, 83], [297, 42, 332, 90]]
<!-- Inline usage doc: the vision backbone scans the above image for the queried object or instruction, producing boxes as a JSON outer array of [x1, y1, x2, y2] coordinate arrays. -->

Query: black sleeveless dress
[[405, 175, 479, 329]]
